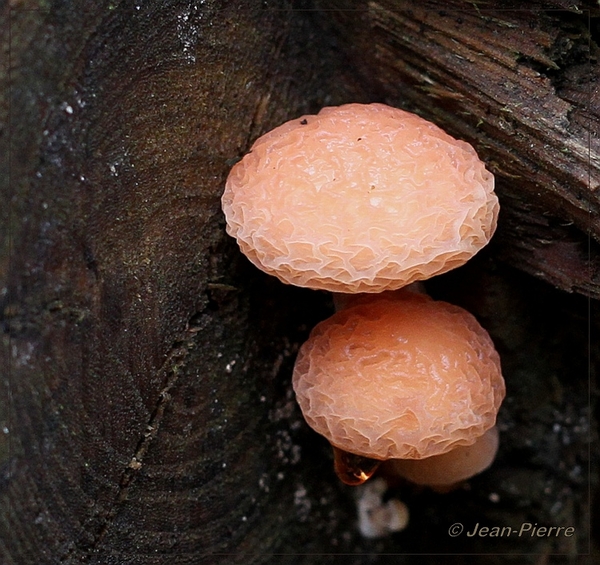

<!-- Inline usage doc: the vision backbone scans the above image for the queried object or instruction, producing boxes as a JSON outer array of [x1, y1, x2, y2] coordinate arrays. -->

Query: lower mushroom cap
[[292, 291, 505, 460], [222, 103, 498, 293]]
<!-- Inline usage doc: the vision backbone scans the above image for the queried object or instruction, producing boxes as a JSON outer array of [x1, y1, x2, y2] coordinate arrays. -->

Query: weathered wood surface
[[0, 1, 598, 564]]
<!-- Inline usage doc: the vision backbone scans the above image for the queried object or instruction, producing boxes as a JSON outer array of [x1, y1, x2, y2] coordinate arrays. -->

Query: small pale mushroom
[[292, 290, 505, 486], [381, 426, 500, 489], [355, 477, 410, 538], [222, 103, 498, 294]]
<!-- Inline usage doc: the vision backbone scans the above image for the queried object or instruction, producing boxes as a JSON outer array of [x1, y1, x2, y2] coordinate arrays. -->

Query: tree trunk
[[1, 1, 598, 564]]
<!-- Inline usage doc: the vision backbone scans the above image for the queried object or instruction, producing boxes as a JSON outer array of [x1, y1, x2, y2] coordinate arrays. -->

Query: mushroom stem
[[331, 283, 427, 311]]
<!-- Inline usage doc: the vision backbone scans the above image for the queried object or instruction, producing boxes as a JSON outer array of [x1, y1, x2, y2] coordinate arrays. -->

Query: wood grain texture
[[1, 1, 598, 564], [0, 2, 372, 563]]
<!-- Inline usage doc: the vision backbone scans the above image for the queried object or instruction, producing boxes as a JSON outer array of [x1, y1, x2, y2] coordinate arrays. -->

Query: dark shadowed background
[[1, 1, 598, 564]]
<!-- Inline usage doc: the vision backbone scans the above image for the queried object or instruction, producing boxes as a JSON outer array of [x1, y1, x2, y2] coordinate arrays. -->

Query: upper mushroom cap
[[292, 291, 505, 460], [222, 103, 498, 293]]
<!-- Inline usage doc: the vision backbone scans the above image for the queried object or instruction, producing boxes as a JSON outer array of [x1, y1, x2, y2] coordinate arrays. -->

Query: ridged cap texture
[[222, 103, 498, 293], [292, 292, 505, 460]]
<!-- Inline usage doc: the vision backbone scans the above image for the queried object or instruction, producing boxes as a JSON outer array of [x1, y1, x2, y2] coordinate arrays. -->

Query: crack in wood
[[91, 344, 193, 551], [55, 325, 199, 563]]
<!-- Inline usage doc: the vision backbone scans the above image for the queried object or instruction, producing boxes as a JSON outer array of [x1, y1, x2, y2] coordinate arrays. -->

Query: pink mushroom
[[222, 103, 498, 294], [292, 290, 505, 486], [221, 103, 503, 490]]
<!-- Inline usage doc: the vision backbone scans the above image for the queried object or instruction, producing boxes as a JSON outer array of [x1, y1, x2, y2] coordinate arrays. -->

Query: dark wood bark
[[0, 1, 598, 564]]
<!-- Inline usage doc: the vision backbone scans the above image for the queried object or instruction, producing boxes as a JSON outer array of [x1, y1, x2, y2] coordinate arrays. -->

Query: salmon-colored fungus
[[222, 103, 498, 293], [221, 102, 504, 494], [292, 291, 505, 484]]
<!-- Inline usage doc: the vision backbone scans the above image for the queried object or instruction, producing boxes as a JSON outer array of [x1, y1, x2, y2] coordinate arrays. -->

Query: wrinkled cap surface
[[222, 103, 498, 293], [292, 291, 505, 460]]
